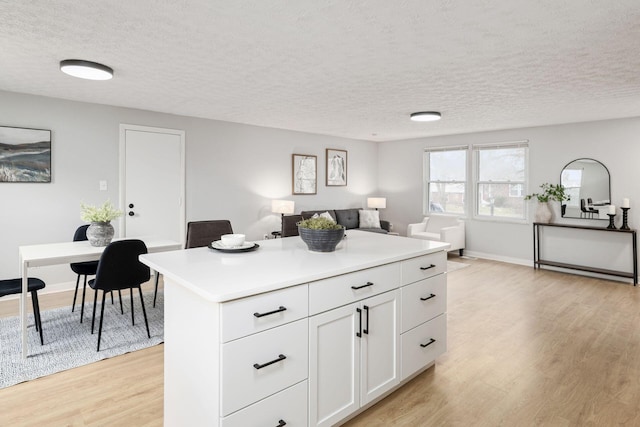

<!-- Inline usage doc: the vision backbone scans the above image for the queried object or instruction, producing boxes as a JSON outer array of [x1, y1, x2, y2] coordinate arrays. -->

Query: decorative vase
[[298, 227, 345, 252], [86, 221, 115, 247], [535, 202, 553, 224]]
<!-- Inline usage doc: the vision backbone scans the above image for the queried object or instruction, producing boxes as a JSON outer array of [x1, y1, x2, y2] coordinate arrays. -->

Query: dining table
[[18, 236, 181, 358]]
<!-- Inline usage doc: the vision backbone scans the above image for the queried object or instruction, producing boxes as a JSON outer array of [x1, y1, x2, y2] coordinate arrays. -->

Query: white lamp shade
[[272, 199, 295, 215], [367, 197, 387, 209]]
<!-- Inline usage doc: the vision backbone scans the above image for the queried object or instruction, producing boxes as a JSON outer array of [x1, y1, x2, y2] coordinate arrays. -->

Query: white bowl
[[220, 234, 245, 247]]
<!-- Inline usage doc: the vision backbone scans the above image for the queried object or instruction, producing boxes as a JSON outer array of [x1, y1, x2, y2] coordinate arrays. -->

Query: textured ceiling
[[1, 0, 640, 141]]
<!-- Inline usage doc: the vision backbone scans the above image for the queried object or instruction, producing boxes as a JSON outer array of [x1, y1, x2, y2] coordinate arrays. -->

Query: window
[[474, 142, 528, 220], [423, 146, 467, 215]]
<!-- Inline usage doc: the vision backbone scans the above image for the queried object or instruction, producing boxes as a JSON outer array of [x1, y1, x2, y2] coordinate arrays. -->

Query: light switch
[[99, 180, 107, 191]]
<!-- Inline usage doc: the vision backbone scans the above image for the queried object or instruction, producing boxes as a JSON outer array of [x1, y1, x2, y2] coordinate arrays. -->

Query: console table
[[533, 222, 637, 285]]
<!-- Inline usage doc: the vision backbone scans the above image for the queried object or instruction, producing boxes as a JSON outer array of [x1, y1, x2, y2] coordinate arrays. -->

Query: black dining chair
[[0, 277, 46, 345], [70, 225, 100, 323], [89, 239, 151, 352], [151, 220, 234, 307]]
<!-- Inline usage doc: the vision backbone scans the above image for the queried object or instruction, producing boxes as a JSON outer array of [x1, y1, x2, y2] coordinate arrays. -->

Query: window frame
[[472, 141, 529, 223], [423, 145, 469, 217]]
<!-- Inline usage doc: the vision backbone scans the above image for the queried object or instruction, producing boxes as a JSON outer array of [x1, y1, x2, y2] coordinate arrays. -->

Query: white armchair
[[407, 215, 466, 256]]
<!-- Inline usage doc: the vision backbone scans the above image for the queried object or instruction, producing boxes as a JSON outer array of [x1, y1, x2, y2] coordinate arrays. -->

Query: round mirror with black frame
[[560, 158, 611, 220]]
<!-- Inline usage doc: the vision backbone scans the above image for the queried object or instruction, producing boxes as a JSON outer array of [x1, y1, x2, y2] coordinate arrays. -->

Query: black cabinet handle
[[128, 203, 134, 208], [420, 338, 436, 348], [420, 293, 436, 301], [356, 308, 362, 338], [276, 420, 287, 427], [253, 354, 286, 370], [254, 306, 287, 318], [351, 281, 374, 290], [420, 264, 436, 271], [363, 305, 369, 335]]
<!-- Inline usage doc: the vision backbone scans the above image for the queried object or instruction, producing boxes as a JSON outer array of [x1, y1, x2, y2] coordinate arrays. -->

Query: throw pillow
[[312, 211, 336, 223], [359, 210, 381, 229]]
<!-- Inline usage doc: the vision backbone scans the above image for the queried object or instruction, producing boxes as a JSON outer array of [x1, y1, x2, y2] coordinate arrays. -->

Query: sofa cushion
[[335, 209, 359, 229], [413, 231, 442, 241], [425, 215, 460, 233], [301, 210, 337, 222], [359, 210, 381, 229]]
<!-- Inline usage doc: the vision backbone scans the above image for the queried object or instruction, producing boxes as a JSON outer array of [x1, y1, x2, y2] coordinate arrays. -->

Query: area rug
[[0, 290, 164, 389], [447, 260, 470, 273]]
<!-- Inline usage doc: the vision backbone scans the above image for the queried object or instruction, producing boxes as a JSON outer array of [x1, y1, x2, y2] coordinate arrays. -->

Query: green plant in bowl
[[297, 217, 344, 252]]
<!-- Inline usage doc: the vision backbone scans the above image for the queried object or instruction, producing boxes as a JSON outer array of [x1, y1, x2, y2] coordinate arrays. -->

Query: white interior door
[[119, 124, 185, 243]]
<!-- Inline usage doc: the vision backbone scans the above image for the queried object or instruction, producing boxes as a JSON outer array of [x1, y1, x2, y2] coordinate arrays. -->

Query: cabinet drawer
[[221, 285, 308, 342], [401, 314, 446, 380], [401, 252, 446, 285], [309, 263, 399, 315], [221, 380, 307, 427], [221, 319, 308, 416], [400, 274, 446, 333]]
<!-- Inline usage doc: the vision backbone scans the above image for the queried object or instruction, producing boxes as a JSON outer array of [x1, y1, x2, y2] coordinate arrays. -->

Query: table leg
[[21, 259, 28, 358]]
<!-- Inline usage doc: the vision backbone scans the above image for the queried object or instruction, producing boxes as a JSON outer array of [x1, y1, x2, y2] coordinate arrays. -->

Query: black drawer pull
[[420, 338, 436, 348], [420, 264, 436, 271], [254, 306, 287, 318], [276, 420, 287, 427], [420, 293, 436, 301], [351, 281, 374, 290], [253, 354, 286, 370]]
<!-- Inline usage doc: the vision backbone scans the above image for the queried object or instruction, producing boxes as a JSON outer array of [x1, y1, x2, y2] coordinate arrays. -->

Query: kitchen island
[[140, 230, 450, 427]]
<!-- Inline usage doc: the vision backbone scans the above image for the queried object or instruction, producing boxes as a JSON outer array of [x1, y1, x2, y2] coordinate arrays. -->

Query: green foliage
[[80, 200, 123, 223], [524, 183, 570, 203], [297, 217, 343, 230]]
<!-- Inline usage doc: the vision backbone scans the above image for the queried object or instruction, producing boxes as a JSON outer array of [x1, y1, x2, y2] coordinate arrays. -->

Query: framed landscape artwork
[[0, 126, 51, 183], [326, 148, 347, 186], [292, 154, 317, 195]]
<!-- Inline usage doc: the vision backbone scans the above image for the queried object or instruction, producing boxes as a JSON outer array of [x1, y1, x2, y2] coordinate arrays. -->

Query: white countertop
[[139, 231, 450, 303]]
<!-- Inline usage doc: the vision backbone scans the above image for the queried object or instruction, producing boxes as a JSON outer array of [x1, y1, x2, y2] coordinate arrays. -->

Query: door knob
[[128, 211, 135, 216], [129, 203, 134, 208]]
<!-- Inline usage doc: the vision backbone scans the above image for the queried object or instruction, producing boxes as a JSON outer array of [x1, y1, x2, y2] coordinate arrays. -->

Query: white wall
[[0, 90, 378, 287], [378, 117, 640, 268]]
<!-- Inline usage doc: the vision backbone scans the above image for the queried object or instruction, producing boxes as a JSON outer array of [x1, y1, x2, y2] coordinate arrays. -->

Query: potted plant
[[80, 200, 123, 246], [524, 183, 570, 223], [297, 217, 345, 252]]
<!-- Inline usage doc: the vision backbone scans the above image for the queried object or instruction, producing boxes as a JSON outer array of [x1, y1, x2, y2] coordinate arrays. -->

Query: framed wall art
[[292, 154, 317, 195], [326, 148, 347, 186], [0, 126, 51, 183]]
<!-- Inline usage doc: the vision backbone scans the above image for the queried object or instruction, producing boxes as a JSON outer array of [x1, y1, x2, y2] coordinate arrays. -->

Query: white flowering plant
[[80, 200, 123, 223]]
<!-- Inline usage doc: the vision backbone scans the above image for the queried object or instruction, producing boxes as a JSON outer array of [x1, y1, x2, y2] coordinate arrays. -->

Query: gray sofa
[[281, 208, 390, 237]]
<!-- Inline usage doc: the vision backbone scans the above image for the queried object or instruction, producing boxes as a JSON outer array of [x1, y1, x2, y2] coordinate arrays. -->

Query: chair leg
[[119, 290, 123, 314], [111, 290, 114, 305], [130, 288, 135, 325], [91, 289, 98, 334], [72, 274, 80, 312], [138, 286, 151, 339], [80, 275, 88, 323], [31, 291, 44, 345], [97, 292, 106, 352], [153, 272, 160, 308]]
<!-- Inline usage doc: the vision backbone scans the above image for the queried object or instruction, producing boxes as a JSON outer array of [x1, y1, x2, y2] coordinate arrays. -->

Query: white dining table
[[18, 237, 181, 358]]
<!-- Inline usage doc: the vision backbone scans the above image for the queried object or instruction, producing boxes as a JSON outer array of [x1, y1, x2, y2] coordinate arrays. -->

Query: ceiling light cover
[[410, 111, 441, 122], [60, 59, 113, 80]]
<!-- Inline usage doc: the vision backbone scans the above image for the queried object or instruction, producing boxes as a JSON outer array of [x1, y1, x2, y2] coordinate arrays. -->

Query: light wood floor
[[2, 260, 640, 426]]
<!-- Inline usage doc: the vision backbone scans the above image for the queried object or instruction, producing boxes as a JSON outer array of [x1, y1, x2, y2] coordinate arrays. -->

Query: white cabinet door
[[360, 290, 400, 406], [309, 303, 360, 427]]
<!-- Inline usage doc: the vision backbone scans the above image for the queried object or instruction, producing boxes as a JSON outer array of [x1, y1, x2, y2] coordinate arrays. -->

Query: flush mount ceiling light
[[60, 59, 113, 80], [410, 111, 441, 122]]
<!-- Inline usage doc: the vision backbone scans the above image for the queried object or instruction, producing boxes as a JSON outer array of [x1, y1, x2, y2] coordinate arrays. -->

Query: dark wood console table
[[533, 222, 637, 285]]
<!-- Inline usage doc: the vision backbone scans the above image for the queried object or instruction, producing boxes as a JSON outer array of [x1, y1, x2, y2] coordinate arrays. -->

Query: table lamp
[[367, 197, 387, 210]]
